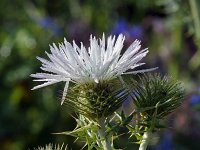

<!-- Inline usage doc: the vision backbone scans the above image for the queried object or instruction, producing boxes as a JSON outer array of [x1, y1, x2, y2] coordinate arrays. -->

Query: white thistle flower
[[31, 34, 156, 104]]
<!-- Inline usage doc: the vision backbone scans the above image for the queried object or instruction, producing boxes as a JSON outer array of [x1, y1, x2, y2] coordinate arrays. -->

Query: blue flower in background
[[189, 94, 200, 107], [129, 25, 143, 39], [38, 17, 61, 36], [153, 132, 174, 150], [111, 19, 128, 35], [111, 19, 143, 39]]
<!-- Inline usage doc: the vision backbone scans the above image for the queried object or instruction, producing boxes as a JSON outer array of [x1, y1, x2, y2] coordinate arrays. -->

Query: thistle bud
[[131, 74, 184, 120]]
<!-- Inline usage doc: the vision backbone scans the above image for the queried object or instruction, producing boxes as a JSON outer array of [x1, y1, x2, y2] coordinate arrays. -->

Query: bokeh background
[[1, 0, 200, 149]]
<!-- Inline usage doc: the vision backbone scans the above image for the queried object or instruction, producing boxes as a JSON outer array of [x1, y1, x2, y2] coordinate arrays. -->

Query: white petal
[[130, 63, 145, 69], [31, 80, 60, 90], [61, 80, 70, 105], [123, 67, 158, 75], [94, 78, 99, 83]]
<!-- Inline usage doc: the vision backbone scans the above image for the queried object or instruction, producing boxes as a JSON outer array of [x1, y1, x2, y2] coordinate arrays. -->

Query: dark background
[[1, 0, 200, 149]]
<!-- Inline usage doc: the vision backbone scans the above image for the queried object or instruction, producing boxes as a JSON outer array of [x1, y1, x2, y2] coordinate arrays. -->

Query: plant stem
[[189, 0, 200, 69], [189, 0, 200, 39], [139, 131, 151, 150], [98, 117, 112, 150]]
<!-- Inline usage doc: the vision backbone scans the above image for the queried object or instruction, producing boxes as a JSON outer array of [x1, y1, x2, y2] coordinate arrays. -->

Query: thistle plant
[[31, 34, 184, 150], [34, 143, 67, 150], [126, 74, 184, 150]]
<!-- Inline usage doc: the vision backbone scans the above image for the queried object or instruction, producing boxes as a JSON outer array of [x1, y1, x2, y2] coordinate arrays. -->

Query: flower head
[[31, 34, 155, 104]]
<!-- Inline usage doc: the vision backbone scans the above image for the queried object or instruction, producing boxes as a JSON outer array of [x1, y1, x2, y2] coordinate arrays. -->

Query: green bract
[[131, 74, 184, 119], [64, 80, 129, 120]]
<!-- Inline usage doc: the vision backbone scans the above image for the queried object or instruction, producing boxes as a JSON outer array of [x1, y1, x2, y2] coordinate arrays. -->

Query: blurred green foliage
[[0, 0, 200, 150]]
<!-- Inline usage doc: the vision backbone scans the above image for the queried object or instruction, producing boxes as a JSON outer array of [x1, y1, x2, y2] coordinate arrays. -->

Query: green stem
[[189, 0, 200, 69], [98, 118, 112, 150], [189, 0, 200, 39], [139, 131, 152, 150]]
